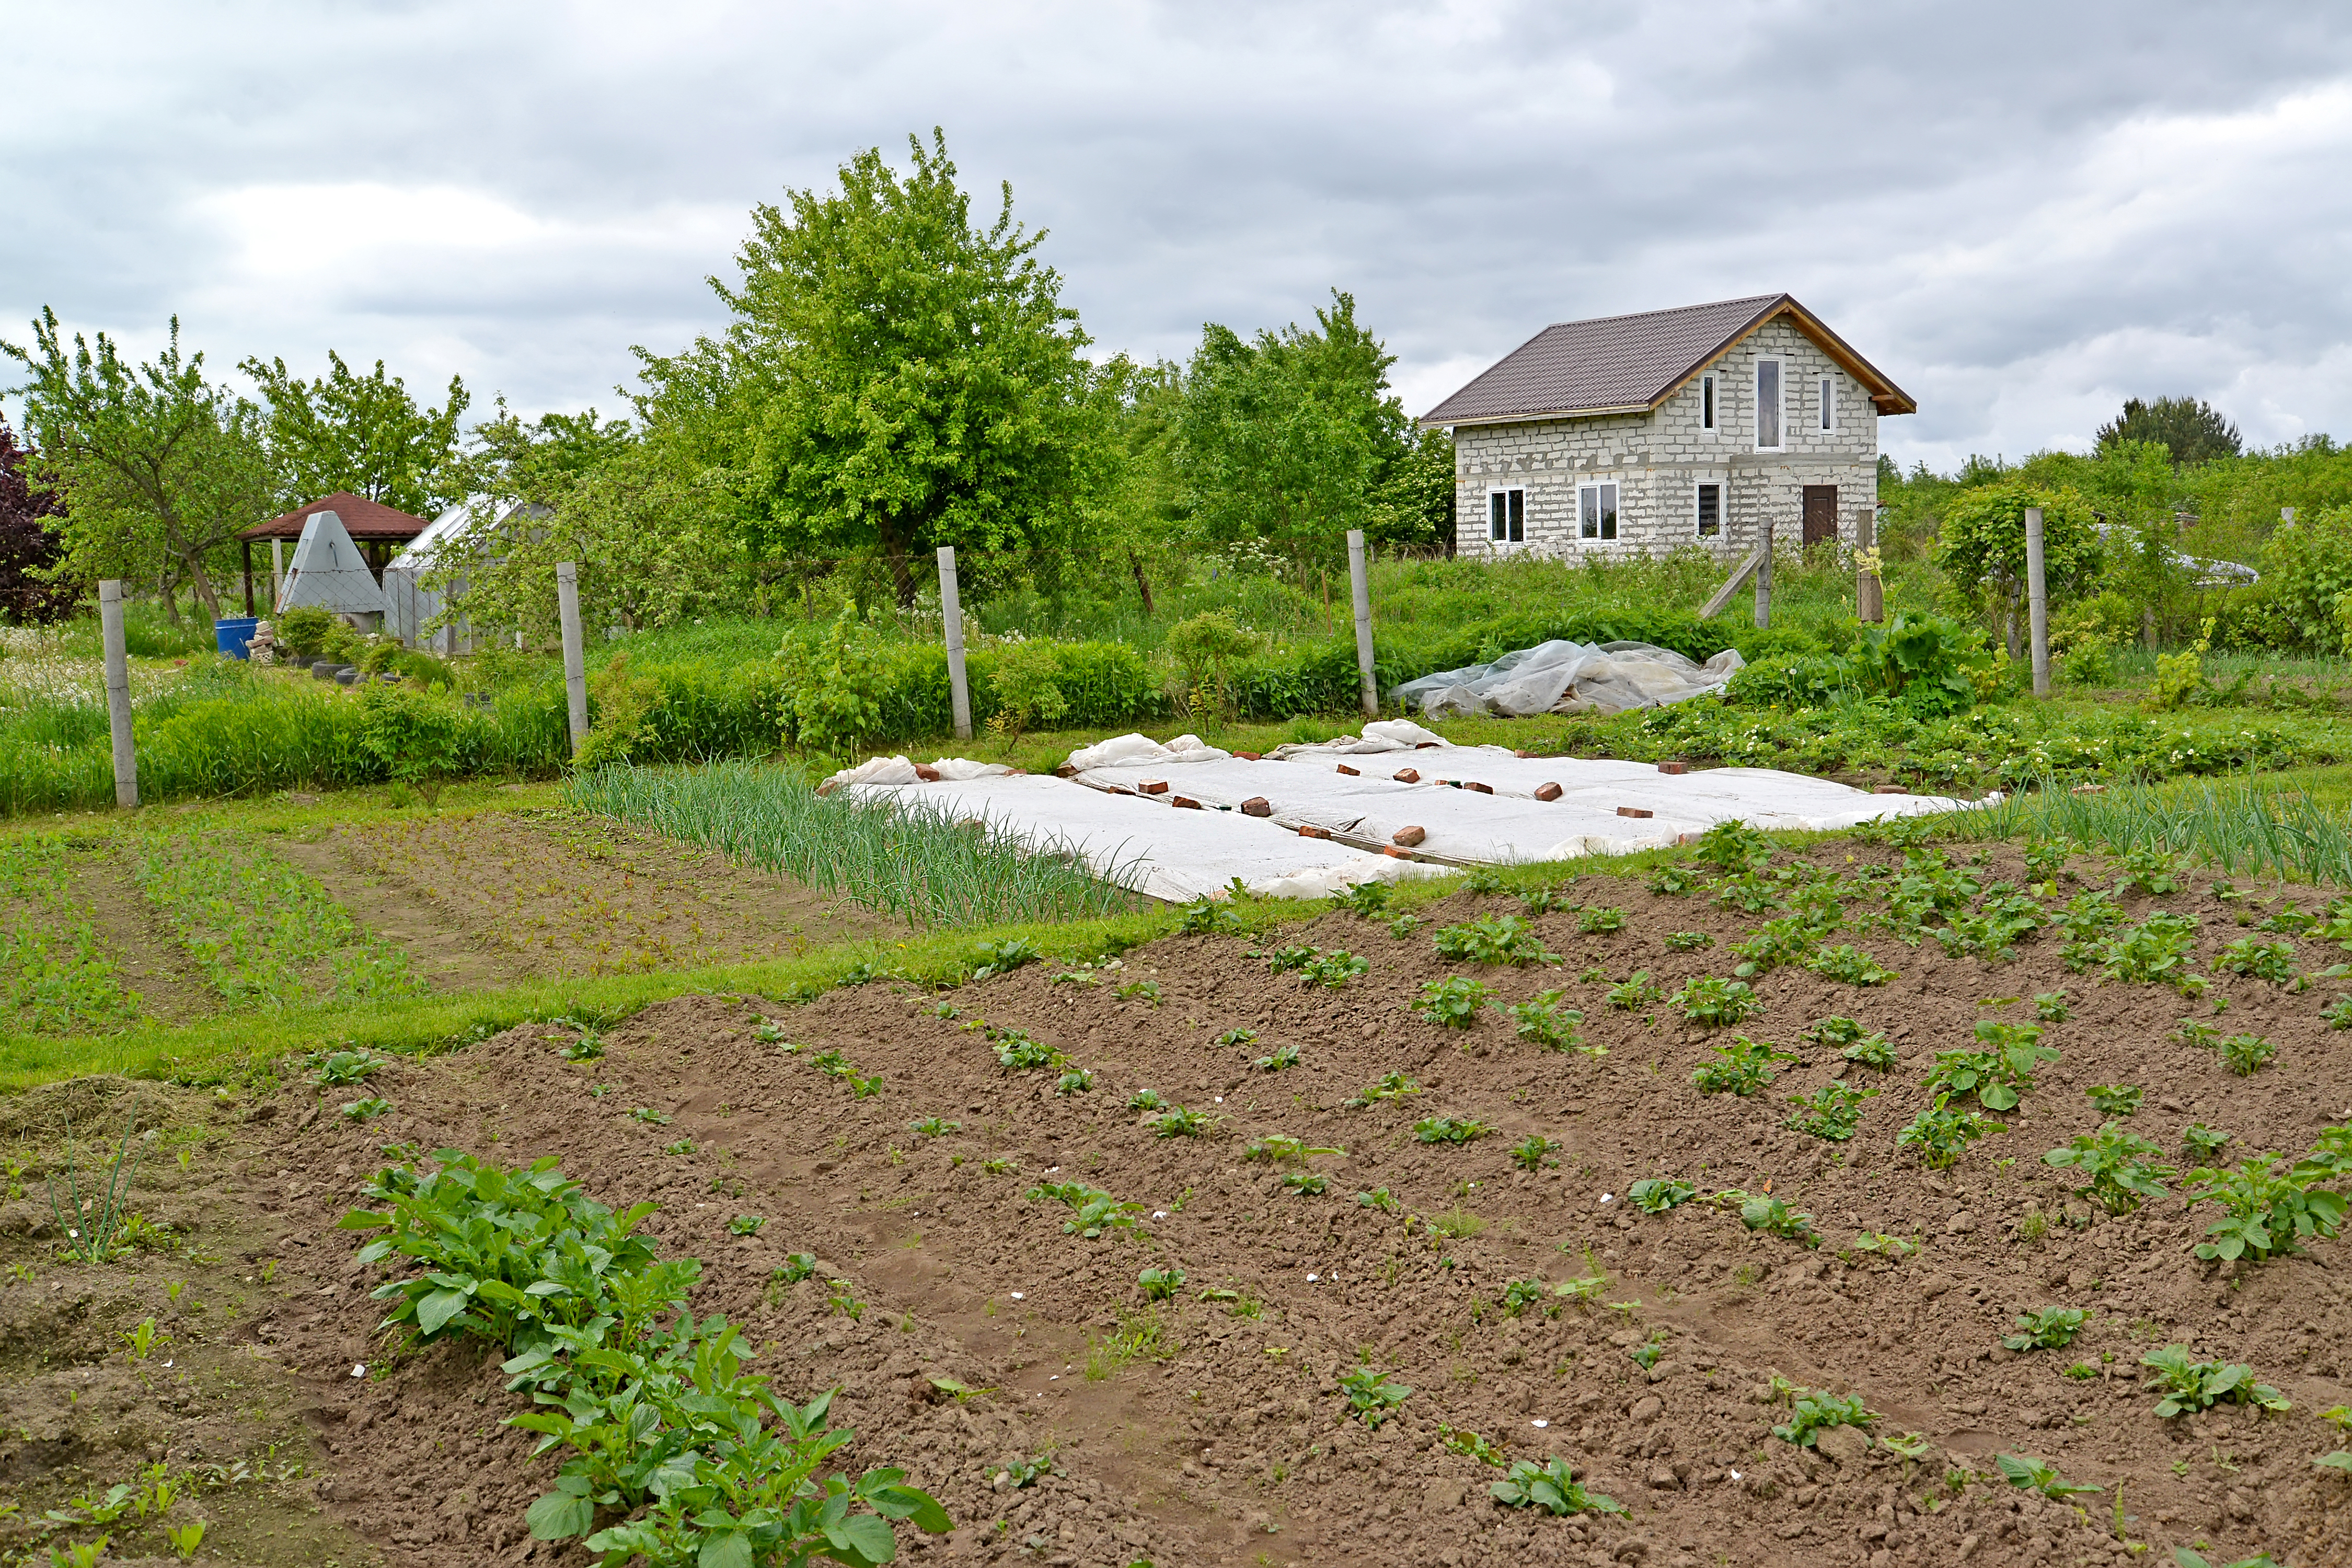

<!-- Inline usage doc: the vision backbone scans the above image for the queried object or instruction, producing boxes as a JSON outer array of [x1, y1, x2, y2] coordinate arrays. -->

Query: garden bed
[[11, 831, 2352, 1565]]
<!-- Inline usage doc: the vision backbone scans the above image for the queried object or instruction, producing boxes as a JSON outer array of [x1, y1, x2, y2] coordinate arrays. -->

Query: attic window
[[1700, 374, 1716, 432], [1755, 360, 1783, 450], [1488, 488, 1525, 544], [1819, 376, 1837, 432]]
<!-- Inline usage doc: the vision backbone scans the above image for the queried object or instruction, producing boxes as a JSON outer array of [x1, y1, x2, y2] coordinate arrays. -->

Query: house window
[[1578, 482, 1618, 541], [1755, 359, 1783, 450], [1696, 482, 1722, 538], [1819, 375, 1836, 433], [1700, 373, 1716, 432], [1488, 488, 1525, 544]]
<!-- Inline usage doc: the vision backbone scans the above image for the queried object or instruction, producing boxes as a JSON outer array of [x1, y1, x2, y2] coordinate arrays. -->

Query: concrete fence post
[[1855, 509, 1884, 623], [1347, 529, 1377, 719], [939, 545, 972, 742], [99, 580, 139, 808], [1753, 522, 1774, 631], [556, 561, 587, 758], [2024, 505, 2050, 698]]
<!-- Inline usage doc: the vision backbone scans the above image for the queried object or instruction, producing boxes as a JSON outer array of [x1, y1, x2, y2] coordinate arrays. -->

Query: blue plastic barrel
[[214, 617, 259, 659]]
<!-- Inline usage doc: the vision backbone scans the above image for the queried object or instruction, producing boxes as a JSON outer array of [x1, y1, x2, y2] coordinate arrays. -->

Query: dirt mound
[[0, 1074, 178, 1142], [197, 840, 2352, 1566]]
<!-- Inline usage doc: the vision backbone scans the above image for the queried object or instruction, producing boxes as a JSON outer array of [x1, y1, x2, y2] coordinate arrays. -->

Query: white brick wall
[[1447, 317, 1883, 561]]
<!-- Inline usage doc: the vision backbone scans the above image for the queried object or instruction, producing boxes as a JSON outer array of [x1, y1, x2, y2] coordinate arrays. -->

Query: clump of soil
[[11, 842, 2352, 1567]]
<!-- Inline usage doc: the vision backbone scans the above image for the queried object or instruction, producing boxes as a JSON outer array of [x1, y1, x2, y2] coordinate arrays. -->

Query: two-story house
[[1420, 294, 1914, 558]]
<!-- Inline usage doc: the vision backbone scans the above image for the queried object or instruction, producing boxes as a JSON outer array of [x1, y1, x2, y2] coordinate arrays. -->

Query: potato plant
[[1629, 1177, 1696, 1213], [1505, 991, 1585, 1051], [1344, 1071, 1420, 1108], [1803, 944, 1897, 986], [1784, 1082, 1876, 1142], [2218, 1032, 2276, 1076], [1690, 1036, 1796, 1097], [1416, 975, 1494, 1028], [1488, 1457, 1625, 1518], [1674, 975, 1762, 1028], [2003, 1307, 2090, 1352], [2215, 936, 2296, 982], [2140, 1346, 2290, 1417], [1923, 1020, 2058, 1111], [1994, 1452, 2102, 1500], [1770, 1387, 1871, 1446], [1336, 1365, 1411, 1426], [1432, 914, 1559, 968], [2085, 1084, 2142, 1116], [1412, 1116, 1493, 1145], [2182, 1158, 2347, 1263], [1725, 1192, 1819, 1247], [2043, 1123, 2175, 1213], [1606, 971, 1665, 1011], [1897, 1095, 1998, 1170]]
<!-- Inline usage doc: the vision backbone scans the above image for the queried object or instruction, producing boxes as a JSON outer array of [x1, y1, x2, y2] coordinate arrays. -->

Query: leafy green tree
[[424, 441, 737, 640], [2096, 396, 2241, 466], [457, 401, 638, 506], [243, 350, 469, 516], [638, 129, 1110, 605], [2, 310, 272, 622], [1366, 425, 1456, 553], [1931, 480, 2101, 653], [1085, 358, 1189, 613], [1176, 290, 1408, 567]]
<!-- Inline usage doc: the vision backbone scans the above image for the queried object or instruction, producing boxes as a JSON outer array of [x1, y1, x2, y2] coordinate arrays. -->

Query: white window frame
[[1577, 481, 1619, 543], [1487, 487, 1525, 546], [1699, 372, 1717, 433], [1818, 374, 1837, 434], [1694, 480, 1722, 538], [1754, 358, 1784, 452]]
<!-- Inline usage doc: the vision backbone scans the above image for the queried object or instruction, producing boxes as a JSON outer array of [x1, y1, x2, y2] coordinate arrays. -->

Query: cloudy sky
[[5, 1, 2350, 471]]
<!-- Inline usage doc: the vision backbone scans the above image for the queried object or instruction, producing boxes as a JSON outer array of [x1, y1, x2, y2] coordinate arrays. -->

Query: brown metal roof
[[1420, 293, 1916, 428], [239, 491, 433, 542]]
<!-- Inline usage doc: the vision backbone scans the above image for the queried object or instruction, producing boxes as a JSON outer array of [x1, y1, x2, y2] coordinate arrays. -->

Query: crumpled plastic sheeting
[[1391, 639, 1745, 718], [833, 773, 1454, 903], [816, 755, 1020, 794]]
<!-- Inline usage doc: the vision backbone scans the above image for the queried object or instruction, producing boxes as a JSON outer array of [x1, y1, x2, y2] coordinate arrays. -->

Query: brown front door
[[1802, 485, 1838, 547]]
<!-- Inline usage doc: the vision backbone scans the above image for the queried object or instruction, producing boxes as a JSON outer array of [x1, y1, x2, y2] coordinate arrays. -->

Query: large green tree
[[639, 129, 1109, 605], [2096, 395, 2241, 466], [1931, 479, 2102, 654], [1175, 290, 1410, 567], [242, 350, 468, 515], [2, 310, 272, 622]]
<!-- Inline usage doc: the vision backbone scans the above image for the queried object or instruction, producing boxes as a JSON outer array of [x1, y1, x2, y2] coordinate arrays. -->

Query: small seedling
[[1245, 1134, 1343, 1167], [1772, 1387, 1872, 1446], [628, 1106, 671, 1125], [1897, 1095, 1998, 1169], [1149, 1106, 1213, 1138], [2182, 1158, 2347, 1263], [1281, 1172, 1329, 1196], [1413, 1116, 1493, 1145], [2003, 1307, 2091, 1352], [2215, 936, 2297, 983], [2140, 1345, 2290, 1417], [2034, 989, 2072, 1022], [1137, 1266, 1185, 1300], [1489, 1456, 1627, 1517], [662, 1138, 696, 1156], [981, 1157, 1019, 1175], [1673, 974, 1762, 1028], [2086, 1084, 2143, 1116], [1416, 975, 1495, 1028], [1785, 1081, 1876, 1141], [2044, 1123, 2175, 1214], [1511, 1135, 1560, 1171], [727, 1214, 765, 1237], [311, 1048, 386, 1085], [1216, 1028, 1258, 1049], [1849, 1232, 1918, 1260], [911, 1116, 962, 1137], [1505, 991, 1584, 1051], [1605, 971, 1665, 1010], [1055, 1068, 1094, 1096], [1691, 1036, 1796, 1096], [339, 1097, 392, 1122], [1117, 978, 1164, 1006], [1664, 929, 1712, 951], [1576, 906, 1626, 935], [1346, 1071, 1421, 1107], [2182, 1124, 2232, 1162], [1629, 1177, 1696, 1213], [1804, 944, 1898, 986], [165, 1520, 207, 1559], [1727, 1192, 1819, 1247], [2218, 1032, 2276, 1076], [1252, 1043, 1301, 1072], [1337, 1364, 1412, 1425], [1440, 1423, 1508, 1466], [1433, 914, 1559, 967], [1355, 1186, 1401, 1214], [1994, 1451, 2102, 1500]]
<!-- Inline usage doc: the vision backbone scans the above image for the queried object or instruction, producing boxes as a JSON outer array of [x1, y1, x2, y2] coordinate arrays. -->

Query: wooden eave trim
[[1647, 297, 1918, 417]]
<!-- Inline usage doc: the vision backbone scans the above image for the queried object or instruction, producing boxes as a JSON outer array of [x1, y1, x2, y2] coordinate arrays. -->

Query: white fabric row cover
[[831, 773, 1456, 903], [1390, 639, 1746, 718], [1060, 730, 1984, 861]]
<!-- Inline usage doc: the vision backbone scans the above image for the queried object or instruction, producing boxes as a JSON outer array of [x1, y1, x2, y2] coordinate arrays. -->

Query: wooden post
[[241, 540, 255, 616], [2024, 505, 2050, 697], [1347, 528, 1377, 719], [270, 539, 285, 612], [1855, 508, 1884, 623], [556, 561, 587, 758], [938, 545, 971, 742], [1753, 521, 1774, 630], [99, 580, 139, 808]]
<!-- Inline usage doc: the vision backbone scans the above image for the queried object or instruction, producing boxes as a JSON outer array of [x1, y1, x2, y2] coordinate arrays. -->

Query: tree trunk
[[875, 515, 917, 608], [1128, 550, 1155, 616]]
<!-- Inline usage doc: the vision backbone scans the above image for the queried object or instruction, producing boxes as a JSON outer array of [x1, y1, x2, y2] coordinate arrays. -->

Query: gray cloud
[[5, 1, 2349, 468]]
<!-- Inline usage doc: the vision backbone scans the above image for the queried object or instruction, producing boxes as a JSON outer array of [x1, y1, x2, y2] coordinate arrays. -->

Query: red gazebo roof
[[239, 491, 433, 543]]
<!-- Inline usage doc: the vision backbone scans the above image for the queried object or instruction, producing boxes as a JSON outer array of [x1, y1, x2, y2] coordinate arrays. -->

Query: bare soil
[[8, 844, 2352, 1567]]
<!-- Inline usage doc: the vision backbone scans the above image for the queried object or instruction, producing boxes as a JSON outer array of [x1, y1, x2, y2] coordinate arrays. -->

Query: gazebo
[[237, 492, 433, 615]]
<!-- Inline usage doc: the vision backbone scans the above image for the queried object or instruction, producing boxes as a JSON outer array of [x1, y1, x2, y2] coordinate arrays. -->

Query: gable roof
[[1419, 293, 1916, 429], [241, 490, 433, 543]]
